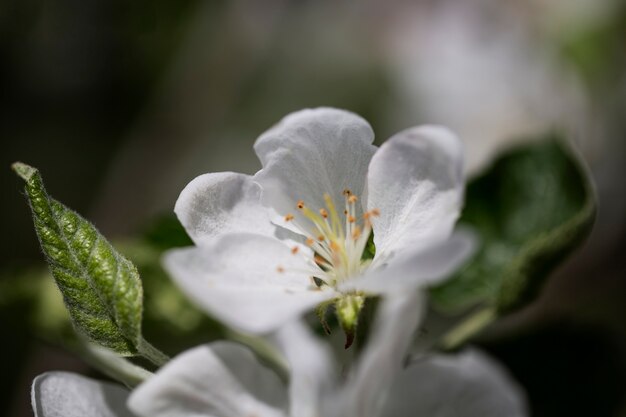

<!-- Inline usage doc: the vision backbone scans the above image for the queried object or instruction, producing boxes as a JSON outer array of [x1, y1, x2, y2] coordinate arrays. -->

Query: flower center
[[282, 189, 379, 287]]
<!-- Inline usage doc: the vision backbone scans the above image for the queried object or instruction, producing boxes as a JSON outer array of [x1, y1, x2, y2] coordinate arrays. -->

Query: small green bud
[[336, 294, 365, 349]]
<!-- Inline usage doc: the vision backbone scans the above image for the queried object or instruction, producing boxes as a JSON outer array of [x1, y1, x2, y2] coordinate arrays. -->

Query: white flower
[[31, 371, 134, 417], [164, 108, 473, 334], [30, 294, 528, 417]]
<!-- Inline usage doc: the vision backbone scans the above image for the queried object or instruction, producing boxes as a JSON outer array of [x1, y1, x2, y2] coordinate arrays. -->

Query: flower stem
[[228, 331, 289, 383]]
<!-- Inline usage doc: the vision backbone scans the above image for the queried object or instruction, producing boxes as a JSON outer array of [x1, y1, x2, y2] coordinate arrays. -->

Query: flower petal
[[174, 172, 276, 245], [31, 372, 133, 417], [273, 321, 337, 417], [128, 343, 286, 417], [342, 291, 425, 417], [379, 349, 528, 417], [340, 229, 475, 294], [163, 233, 337, 333], [254, 108, 377, 225], [367, 125, 464, 260]]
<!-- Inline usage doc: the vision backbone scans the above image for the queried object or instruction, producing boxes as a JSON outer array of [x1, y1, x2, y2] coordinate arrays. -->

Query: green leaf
[[431, 139, 596, 315], [12, 162, 144, 355]]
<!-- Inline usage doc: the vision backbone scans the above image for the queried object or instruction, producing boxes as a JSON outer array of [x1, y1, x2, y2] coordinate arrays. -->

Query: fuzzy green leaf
[[12, 162, 143, 355], [431, 139, 596, 314]]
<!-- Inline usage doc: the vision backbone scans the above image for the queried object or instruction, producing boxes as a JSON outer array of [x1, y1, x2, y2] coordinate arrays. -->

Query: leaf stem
[[138, 338, 170, 367], [77, 342, 153, 388], [438, 307, 496, 351]]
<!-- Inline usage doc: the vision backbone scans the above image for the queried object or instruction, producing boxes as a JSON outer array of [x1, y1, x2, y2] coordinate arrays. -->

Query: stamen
[[314, 255, 325, 264], [283, 192, 378, 286], [276, 266, 285, 273], [323, 193, 343, 238], [314, 255, 333, 270]]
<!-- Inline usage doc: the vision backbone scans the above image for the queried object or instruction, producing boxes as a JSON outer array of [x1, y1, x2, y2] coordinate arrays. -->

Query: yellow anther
[[317, 235, 325, 242], [330, 241, 340, 252], [348, 195, 358, 204], [319, 208, 328, 218], [284, 213, 295, 222], [276, 266, 285, 273], [297, 200, 305, 209], [291, 246, 299, 255], [364, 209, 380, 220], [305, 238, 315, 246], [348, 215, 356, 223]]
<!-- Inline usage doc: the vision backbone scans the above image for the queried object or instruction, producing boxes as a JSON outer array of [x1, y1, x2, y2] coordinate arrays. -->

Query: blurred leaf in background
[[432, 139, 596, 313], [431, 138, 596, 347]]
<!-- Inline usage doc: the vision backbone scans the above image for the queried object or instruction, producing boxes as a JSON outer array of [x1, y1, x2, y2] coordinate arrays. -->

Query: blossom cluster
[[30, 108, 527, 417]]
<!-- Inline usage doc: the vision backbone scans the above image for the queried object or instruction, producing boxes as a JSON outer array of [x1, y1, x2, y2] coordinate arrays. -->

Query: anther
[[371, 208, 381, 217], [343, 189, 352, 196], [348, 195, 358, 204], [297, 200, 305, 209], [317, 235, 325, 242], [305, 238, 315, 246], [319, 208, 328, 218], [348, 215, 356, 223], [284, 213, 295, 222], [314, 255, 327, 266], [330, 241, 340, 252], [276, 266, 285, 273], [291, 246, 299, 255]]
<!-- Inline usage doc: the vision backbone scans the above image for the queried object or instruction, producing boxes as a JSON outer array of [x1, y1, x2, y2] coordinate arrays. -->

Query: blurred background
[[1, 0, 625, 415]]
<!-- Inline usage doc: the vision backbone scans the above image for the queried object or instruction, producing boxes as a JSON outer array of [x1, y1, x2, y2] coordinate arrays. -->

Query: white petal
[[31, 372, 133, 417], [342, 292, 425, 417], [253, 108, 377, 227], [273, 321, 336, 417], [128, 343, 286, 417], [379, 349, 528, 417], [163, 233, 337, 333], [174, 172, 276, 245], [340, 229, 475, 294], [367, 125, 464, 260]]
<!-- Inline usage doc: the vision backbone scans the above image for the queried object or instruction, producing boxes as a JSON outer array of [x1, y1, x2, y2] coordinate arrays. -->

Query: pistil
[[283, 190, 379, 287]]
